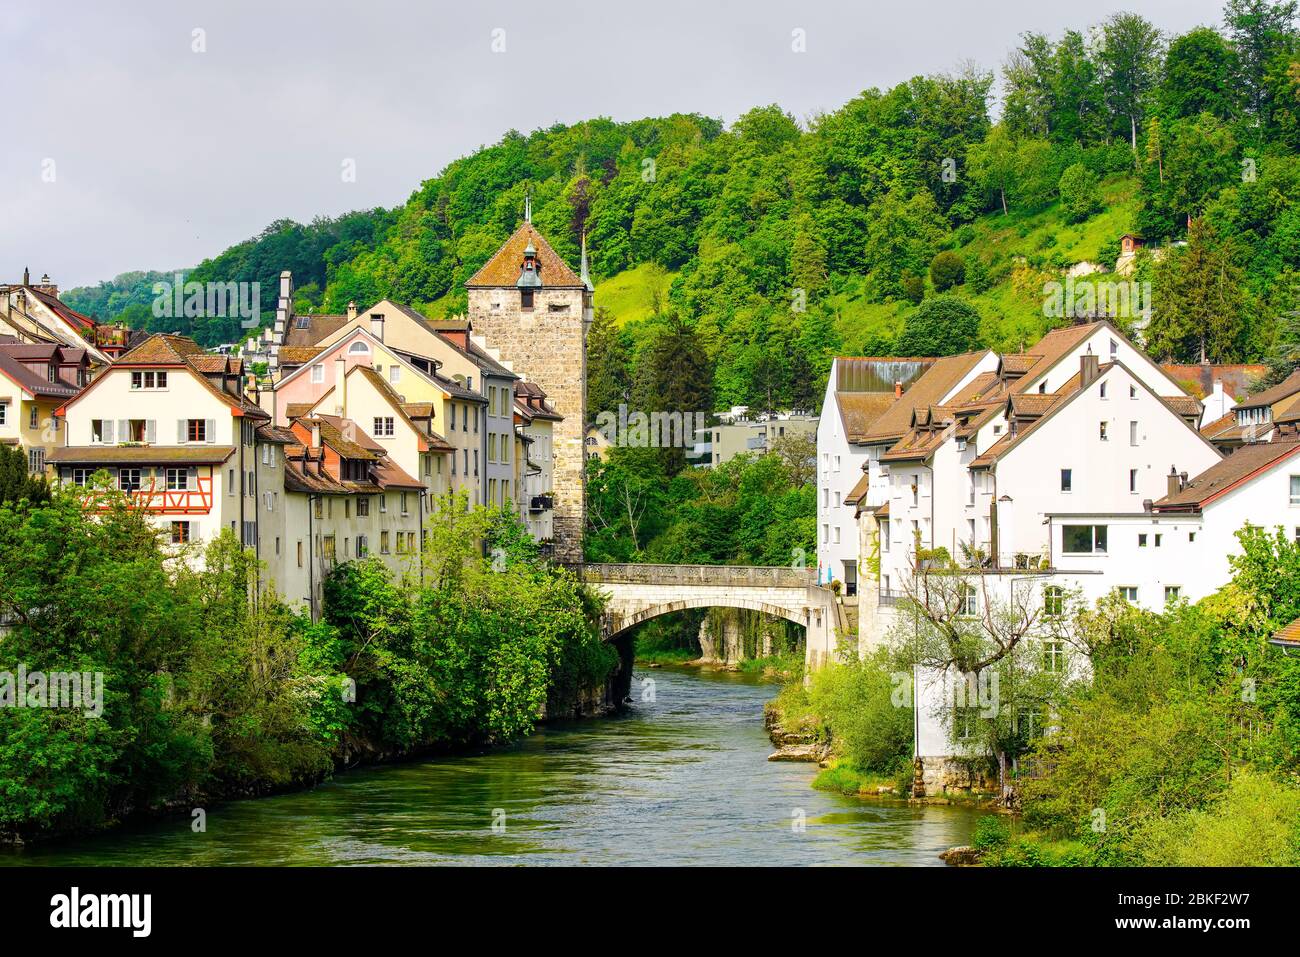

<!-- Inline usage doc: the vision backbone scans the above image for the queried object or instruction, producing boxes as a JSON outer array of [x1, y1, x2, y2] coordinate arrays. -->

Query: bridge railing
[[569, 562, 816, 588]]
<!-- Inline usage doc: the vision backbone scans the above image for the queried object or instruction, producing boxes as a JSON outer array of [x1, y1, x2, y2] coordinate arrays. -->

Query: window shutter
[[178, 419, 186, 444], [206, 419, 216, 443], [146, 420, 156, 444], [104, 420, 115, 444], [118, 419, 129, 443], [187, 466, 197, 489]]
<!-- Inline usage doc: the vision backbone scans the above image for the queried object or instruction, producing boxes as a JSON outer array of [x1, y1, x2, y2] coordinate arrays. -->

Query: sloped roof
[[1008, 323, 1100, 394], [859, 351, 992, 443], [1271, 616, 1300, 648], [1162, 363, 1266, 400], [283, 314, 349, 349], [26, 286, 96, 331], [1156, 440, 1300, 511], [945, 371, 1002, 407], [844, 472, 871, 506], [47, 445, 237, 464], [837, 391, 897, 443], [466, 223, 584, 288], [0, 349, 81, 398], [1237, 370, 1300, 410], [277, 346, 325, 365], [116, 333, 207, 364]]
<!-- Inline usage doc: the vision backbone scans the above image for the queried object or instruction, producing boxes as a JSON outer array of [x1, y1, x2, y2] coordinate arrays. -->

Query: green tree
[[896, 295, 983, 355], [1099, 12, 1165, 149], [1149, 218, 1248, 362], [1159, 26, 1241, 120], [929, 251, 967, 291], [1059, 162, 1102, 223]]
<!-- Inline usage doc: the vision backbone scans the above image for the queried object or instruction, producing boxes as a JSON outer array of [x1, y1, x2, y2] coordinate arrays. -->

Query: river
[[2, 666, 978, 866]]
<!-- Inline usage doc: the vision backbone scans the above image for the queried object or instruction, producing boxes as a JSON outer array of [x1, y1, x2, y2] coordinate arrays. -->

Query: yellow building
[[0, 340, 92, 475]]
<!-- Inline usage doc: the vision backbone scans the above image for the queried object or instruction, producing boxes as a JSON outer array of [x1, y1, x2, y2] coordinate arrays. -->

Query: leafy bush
[[1059, 163, 1102, 223], [806, 651, 912, 773], [929, 251, 966, 291], [895, 295, 983, 356]]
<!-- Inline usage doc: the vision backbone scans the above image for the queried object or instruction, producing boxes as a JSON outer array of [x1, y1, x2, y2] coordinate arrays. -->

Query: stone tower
[[467, 218, 592, 563]]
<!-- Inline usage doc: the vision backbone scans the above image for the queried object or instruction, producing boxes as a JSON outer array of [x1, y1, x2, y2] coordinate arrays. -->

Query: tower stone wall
[[469, 281, 589, 563]]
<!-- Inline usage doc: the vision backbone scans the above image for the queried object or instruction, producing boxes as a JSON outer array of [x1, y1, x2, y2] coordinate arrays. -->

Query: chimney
[[36, 273, 57, 298], [1143, 498, 1153, 512], [335, 356, 347, 416], [1080, 350, 1100, 389], [270, 270, 293, 374], [311, 422, 321, 449], [370, 312, 385, 342], [347, 301, 358, 321], [1180, 471, 1188, 490], [1167, 466, 1180, 498], [894, 380, 903, 399]]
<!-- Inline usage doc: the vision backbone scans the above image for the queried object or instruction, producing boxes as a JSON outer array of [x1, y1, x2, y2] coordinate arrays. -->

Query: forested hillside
[[66, 1, 1300, 411]]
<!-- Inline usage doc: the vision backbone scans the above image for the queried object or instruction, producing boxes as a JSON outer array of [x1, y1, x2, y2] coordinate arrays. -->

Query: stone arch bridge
[[570, 563, 842, 672]]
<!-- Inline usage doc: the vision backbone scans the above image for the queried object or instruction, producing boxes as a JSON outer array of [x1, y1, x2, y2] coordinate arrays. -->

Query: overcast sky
[[3, 0, 1227, 289]]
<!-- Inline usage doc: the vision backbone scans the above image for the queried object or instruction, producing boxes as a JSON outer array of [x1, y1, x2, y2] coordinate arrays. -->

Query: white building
[[816, 357, 933, 593]]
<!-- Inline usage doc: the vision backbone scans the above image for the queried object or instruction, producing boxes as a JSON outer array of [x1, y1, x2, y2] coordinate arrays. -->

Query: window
[[297, 541, 304, 568], [69, 467, 93, 486], [911, 475, 919, 506], [389, 365, 401, 384], [187, 419, 207, 443], [119, 468, 142, 492], [1164, 585, 1181, 602], [1063, 524, 1107, 554], [0, 402, 6, 426], [322, 535, 336, 560], [1099, 382, 1107, 399], [1154, 533, 1162, 547], [1099, 421, 1108, 441], [310, 364, 324, 383], [1118, 586, 1138, 602], [1038, 381, 1047, 394], [407, 532, 416, 553], [1043, 639, 1066, 674], [1291, 475, 1300, 505], [27, 448, 44, 474], [521, 289, 534, 311], [401, 492, 410, 516], [130, 370, 168, 390], [1043, 585, 1064, 618], [880, 522, 890, 552], [833, 526, 841, 544], [1129, 468, 1138, 493], [1109, 338, 1118, 359], [380, 531, 390, 554], [356, 535, 367, 557], [348, 341, 369, 354], [357, 496, 370, 516], [29, 406, 38, 429], [396, 532, 406, 554], [1139, 533, 1148, 547], [166, 467, 188, 491], [958, 583, 977, 617], [1060, 468, 1072, 493], [1189, 531, 1196, 543], [1129, 385, 1137, 399], [170, 521, 191, 544], [314, 498, 323, 519], [373, 416, 395, 437], [1129, 421, 1138, 446]]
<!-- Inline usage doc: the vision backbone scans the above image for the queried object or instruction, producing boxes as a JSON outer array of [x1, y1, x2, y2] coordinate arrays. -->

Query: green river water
[[1, 665, 978, 866]]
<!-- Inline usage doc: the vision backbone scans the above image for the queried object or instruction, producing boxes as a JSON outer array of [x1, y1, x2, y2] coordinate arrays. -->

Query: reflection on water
[[3, 666, 977, 866]]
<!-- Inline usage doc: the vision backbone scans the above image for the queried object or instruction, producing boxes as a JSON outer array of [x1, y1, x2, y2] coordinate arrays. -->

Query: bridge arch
[[605, 596, 812, 641]]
